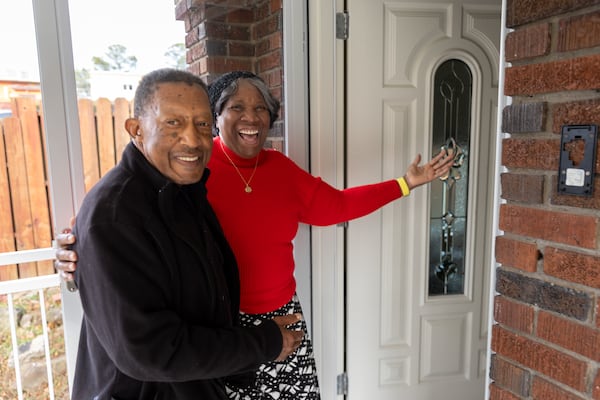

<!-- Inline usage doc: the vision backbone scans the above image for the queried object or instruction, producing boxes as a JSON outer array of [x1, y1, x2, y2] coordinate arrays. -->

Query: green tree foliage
[[164, 43, 186, 70], [92, 44, 138, 72], [77, 43, 185, 98], [75, 68, 91, 97]]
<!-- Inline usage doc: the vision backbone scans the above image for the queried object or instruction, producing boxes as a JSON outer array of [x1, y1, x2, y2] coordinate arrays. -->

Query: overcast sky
[[1, 0, 184, 80]]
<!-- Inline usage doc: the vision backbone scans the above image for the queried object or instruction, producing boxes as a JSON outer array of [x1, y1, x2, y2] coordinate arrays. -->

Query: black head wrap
[[208, 71, 258, 112]]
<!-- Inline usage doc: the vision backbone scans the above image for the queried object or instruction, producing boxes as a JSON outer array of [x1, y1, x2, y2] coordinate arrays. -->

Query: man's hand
[[272, 314, 304, 361]]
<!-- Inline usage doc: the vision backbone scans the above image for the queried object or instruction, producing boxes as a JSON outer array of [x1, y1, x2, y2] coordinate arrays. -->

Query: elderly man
[[70, 68, 302, 400]]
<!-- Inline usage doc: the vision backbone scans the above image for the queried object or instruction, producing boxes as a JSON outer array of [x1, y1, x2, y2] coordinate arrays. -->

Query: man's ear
[[125, 118, 141, 140]]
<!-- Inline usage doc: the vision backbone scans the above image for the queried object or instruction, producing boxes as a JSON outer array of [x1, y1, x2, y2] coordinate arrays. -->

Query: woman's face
[[216, 79, 271, 159]]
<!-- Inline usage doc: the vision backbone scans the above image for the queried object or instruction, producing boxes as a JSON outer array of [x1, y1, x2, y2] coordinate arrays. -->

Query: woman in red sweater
[[55, 71, 453, 399]]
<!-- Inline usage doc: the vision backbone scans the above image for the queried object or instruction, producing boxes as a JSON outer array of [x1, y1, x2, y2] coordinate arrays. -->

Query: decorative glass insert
[[428, 59, 472, 296]]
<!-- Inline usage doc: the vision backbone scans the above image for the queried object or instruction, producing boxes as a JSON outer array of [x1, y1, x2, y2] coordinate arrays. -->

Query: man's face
[[216, 79, 271, 159], [131, 82, 213, 185]]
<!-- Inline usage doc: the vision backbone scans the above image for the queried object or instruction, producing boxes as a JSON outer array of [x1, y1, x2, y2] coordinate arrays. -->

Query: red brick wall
[[174, 0, 284, 150], [492, 0, 600, 399]]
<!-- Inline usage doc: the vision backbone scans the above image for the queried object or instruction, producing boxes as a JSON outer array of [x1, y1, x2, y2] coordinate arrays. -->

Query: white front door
[[344, 0, 500, 398]]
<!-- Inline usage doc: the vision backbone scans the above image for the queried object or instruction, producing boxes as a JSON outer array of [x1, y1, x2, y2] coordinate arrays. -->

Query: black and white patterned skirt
[[225, 294, 321, 399]]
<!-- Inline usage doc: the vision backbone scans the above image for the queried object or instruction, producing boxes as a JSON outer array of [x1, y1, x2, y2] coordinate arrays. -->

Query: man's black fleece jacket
[[71, 143, 282, 399]]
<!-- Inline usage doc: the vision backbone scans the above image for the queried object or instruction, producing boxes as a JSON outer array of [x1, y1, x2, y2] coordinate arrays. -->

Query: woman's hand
[[404, 148, 455, 189]]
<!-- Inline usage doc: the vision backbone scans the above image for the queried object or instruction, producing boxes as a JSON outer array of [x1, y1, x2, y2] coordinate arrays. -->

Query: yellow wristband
[[397, 176, 410, 196]]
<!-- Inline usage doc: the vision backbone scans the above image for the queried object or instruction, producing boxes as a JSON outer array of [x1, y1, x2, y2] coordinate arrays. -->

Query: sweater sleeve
[[290, 161, 403, 226]]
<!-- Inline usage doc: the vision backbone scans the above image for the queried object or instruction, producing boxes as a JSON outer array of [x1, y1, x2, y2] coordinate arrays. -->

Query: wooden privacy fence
[[0, 96, 132, 281]]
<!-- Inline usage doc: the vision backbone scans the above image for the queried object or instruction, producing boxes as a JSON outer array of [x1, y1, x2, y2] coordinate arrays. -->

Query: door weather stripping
[[337, 372, 348, 395], [336, 11, 349, 40]]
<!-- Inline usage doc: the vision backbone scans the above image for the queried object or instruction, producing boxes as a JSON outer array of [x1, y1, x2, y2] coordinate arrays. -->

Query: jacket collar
[[120, 141, 210, 196]]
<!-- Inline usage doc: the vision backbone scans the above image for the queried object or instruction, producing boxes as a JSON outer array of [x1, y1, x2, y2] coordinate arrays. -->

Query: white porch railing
[[0, 248, 68, 400]]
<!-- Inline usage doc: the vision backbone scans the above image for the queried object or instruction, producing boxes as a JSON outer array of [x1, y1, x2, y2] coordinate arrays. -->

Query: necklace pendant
[[245, 185, 252, 193]]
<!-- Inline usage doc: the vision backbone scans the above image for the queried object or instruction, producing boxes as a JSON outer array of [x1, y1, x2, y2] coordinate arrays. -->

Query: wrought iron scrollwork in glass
[[434, 138, 465, 294], [428, 59, 472, 296]]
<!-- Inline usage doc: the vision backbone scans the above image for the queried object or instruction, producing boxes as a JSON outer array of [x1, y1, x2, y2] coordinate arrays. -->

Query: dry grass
[[0, 286, 69, 399]]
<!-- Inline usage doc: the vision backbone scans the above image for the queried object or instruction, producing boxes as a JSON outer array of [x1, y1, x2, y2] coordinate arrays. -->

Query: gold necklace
[[220, 141, 259, 193]]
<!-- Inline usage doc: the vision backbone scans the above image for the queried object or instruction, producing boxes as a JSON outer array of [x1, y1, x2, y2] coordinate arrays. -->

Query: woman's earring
[[136, 131, 141, 136]]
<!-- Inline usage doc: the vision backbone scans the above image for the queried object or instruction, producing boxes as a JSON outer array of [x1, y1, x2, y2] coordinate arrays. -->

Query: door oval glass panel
[[429, 59, 471, 296]]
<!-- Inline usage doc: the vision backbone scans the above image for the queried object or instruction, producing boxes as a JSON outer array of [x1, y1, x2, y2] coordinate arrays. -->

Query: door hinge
[[336, 11, 349, 40], [337, 372, 348, 395]]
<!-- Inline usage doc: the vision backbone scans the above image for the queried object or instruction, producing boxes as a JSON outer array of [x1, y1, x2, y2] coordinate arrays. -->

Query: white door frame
[[32, 0, 86, 393], [307, 1, 347, 399]]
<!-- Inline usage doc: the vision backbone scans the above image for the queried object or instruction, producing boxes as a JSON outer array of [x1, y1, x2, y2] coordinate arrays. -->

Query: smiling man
[[70, 68, 303, 400]]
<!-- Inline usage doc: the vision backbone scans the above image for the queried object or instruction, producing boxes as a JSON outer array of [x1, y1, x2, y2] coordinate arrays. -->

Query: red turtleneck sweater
[[207, 137, 403, 313]]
